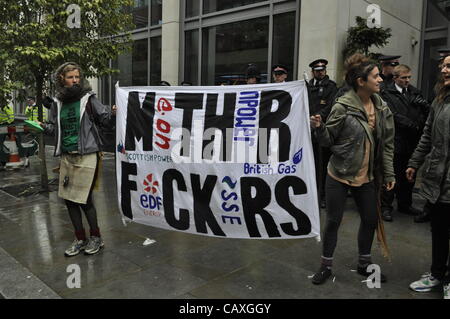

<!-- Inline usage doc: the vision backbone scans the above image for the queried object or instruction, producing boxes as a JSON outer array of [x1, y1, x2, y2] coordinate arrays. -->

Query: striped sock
[[358, 254, 372, 267], [321, 256, 333, 269]]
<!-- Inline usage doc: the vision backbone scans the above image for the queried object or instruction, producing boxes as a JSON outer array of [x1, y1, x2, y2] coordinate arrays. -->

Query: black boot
[[312, 265, 332, 285], [382, 209, 393, 222], [414, 207, 431, 223]]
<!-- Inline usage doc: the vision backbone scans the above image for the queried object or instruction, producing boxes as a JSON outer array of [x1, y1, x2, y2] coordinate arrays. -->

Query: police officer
[[272, 64, 288, 83], [245, 64, 260, 85], [308, 59, 338, 119], [0, 104, 14, 125], [380, 64, 429, 222], [25, 96, 48, 122], [308, 59, 338, 208], [379, 55, 401, 88]]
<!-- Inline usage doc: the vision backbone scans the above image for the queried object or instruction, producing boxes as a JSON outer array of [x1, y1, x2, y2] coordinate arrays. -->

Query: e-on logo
[[140, 174, 162, 212]]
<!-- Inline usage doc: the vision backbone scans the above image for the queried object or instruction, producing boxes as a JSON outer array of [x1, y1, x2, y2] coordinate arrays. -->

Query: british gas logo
[[140, 173, 162, 216]]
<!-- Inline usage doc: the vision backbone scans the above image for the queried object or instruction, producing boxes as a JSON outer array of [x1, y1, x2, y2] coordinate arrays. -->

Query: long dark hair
[[435, 55, 450, 103]]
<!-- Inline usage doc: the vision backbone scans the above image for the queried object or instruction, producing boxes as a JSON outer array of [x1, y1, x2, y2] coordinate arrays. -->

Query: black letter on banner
[[240, 177, 281, 238], [258, 90, 292, 163], [174, 93, 204, 156], [202, 93, 235, 162], [125, 92, 155, 151], [121, 162, 137, 219], [163, 169, 190, 230], [275, 176, 312, 235], [191, 174, 226, 236]]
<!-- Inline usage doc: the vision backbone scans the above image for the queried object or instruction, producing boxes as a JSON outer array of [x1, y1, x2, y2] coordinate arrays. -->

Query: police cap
[[309, 59, 328, 71], [271, 64, 288, 74], [378, 55, 401, 62]]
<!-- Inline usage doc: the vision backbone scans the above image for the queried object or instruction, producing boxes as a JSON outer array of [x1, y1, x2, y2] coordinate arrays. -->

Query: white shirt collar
[[395, 83, 406, 94]]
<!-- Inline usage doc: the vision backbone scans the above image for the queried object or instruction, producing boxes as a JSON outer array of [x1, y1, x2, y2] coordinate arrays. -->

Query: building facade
[[99, 0, 449, 104]]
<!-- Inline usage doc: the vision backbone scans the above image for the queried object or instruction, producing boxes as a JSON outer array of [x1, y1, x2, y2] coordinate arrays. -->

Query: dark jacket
[[380, 73, 394, 91], [408, 93, 450, 204], [308, 75, 338, 121], [381, 82, 429, 155], [44, 92, 115, 156], [315, 89, 395, 184]]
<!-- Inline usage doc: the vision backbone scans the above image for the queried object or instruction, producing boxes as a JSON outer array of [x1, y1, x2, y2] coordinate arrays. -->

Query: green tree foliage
[[0, 0, 134, 189], [344, 16, 392, 59]]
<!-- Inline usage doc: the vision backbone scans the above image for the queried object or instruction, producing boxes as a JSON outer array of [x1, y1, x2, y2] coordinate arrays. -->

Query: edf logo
[[140, 174, 162, 210]]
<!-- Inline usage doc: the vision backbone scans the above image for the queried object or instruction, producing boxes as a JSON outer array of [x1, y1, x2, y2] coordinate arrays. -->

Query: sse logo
[[140, 174, 162, 212]]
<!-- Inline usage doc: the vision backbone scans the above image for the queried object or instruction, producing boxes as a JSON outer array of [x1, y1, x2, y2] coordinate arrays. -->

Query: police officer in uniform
[[272, 64, 288, 83], [379, 55, 401, 88], [308, 59, 338, 208], [0, 104, 14, 124], [245, 64, 260, 85]]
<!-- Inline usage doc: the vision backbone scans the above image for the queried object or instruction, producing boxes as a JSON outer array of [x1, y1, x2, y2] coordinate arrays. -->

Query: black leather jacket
[[308, 76, 338, 121], [381, 82, 429, 155]]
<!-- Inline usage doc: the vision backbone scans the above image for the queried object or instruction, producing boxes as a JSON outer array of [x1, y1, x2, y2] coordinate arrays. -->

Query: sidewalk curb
[[0, 246, 61, 299]]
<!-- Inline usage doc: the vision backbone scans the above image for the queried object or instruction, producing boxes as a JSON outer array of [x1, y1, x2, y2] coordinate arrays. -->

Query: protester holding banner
[[310, 53, 395, 285], [407, 54, 450, 299], [41, 62, 116, 257]]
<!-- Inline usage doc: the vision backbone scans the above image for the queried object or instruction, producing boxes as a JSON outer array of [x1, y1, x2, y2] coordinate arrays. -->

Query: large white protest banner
[[116, 81, 320, 239]]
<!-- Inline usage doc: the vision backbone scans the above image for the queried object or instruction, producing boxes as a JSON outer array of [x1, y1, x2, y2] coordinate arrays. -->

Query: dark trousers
[[322, 175, 378, 258], [429, 202, 450, 283], [381, 152, 414, 212], [312, 138, 331, 201]]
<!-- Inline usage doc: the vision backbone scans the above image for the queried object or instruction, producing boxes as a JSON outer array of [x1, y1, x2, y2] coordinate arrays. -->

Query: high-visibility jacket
[[0, 105, 14, 124], [25, 105, 47, 121]]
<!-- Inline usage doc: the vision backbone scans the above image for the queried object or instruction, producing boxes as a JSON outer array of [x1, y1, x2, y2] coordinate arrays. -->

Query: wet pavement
[[0, 146, 445, 299]]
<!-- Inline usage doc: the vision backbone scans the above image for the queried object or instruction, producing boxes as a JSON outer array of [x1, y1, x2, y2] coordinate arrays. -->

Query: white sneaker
[[84, 236, 104, 255], [444, 283, 450, 299], [64, 239, 88, 257], [410, 273, 440, 292]]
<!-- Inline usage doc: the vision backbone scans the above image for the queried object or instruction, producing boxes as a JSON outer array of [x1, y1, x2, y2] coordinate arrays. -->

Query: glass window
[[132, 39, 149, 85], [150, 36, 162, 85], [186, 0, 200, 18], [184, 30, 199, 85], [421, 38, 447, 101], [203, 0, 265, 14], [151, 0, 163, 26], [272, 12, 296, 82], [201, 17, 269, 85], [112, 52, 132, 87], [132, 0, 149, 29], [112, 38, 148, 87]]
